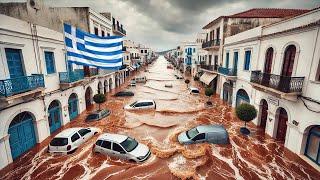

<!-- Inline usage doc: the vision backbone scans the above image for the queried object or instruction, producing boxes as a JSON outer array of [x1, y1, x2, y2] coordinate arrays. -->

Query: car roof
[[136, 99, 154, 103], [196, 125, 227, 133], [190, 87, 199, 90], [98, 133, 128, 143], [55, 128, 83, 138]]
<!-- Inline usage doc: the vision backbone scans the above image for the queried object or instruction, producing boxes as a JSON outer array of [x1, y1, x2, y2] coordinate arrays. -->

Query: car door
[[133, 102, 143, 109], [192, 133, 206, 143], [70, 132, 82, 148], [100, 140, 113, 156], [78, 128, 92, 141], [112, 142, 127, 160]]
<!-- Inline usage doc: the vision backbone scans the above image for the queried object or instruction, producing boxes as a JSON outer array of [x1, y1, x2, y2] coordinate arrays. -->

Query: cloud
[[37, 0, 320, 50]]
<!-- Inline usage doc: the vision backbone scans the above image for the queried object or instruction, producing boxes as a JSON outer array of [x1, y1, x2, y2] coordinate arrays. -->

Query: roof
[[56, 128, 82, 137], [98, 133, 128, 143], [203, 8, 310, 29], [196, 125, 227, 134]]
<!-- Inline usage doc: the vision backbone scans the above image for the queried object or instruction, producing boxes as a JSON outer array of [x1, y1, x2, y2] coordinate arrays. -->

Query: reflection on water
[[1, 56, 319, 180]]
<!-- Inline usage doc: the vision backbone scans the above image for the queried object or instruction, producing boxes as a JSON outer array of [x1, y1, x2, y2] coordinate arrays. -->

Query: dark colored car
[[114, 91, 134, 97], [86, 109, 111, 121]]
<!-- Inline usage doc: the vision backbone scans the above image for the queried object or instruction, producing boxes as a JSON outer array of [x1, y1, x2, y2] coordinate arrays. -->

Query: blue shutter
[[244, 50, 251, 70], [5, 48, 24, 78], [45, 51, 56, 74], [225, 52, 229, 68]]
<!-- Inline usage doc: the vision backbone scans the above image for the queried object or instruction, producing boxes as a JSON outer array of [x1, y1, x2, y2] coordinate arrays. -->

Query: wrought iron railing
[[250, 71, 304, 93], [218, 66, 237, 76], [200, 64, 218, 71], [0, 74, 45, 97], [202, 39, 221, 49], [59, 69, 84, 83]]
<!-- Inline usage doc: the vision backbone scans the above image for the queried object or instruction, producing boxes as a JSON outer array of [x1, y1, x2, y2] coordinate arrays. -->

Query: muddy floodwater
[[1, 56, 319, 180]]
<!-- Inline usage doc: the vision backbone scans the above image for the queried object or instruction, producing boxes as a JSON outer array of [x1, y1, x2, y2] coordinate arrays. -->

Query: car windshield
[[120, 137, 139, 152], [130, 101, 137, 107], [50, 137, 68, 146], [86, 114, 99, 120], [186, 127, 199, 139], [192, 90, 199, 93]]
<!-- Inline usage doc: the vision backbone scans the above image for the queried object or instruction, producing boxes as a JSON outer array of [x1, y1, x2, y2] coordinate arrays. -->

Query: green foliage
[[93, 93, 106, 110], [235, 103, 257, 123], [205, 88, 214, 97]]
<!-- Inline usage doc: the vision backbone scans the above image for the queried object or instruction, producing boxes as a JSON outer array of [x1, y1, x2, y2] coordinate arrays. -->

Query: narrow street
[[0, 56, 319, 180]]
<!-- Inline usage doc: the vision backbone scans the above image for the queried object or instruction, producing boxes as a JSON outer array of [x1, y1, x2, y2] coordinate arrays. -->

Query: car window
[[71, 133, 80, 142], [112, 143, 125, 153], [101, 140, 112, 149], [50, 138, 68, 146], [120, 137, 138, 152], [78, 129, 91, 137], [130, 101, 137, 107], [192, 90, 199, 93], [186, 127, 199, 139], [146, 102, 154, 106], [134, 102, 143, 107], [96, 140, 103, 146], [193, 133, 205, 141], [86, 114, 99, 121]]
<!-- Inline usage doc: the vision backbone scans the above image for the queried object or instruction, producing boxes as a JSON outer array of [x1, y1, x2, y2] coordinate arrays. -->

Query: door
[[233, 52, 238, 71], [68, 94, 78, 121], [85, 88, 92, 109], [112, 143, 126, 159], [5, 48, 24, 78], [279, 45, 296, 92], [192, 133, 206, 143], [263, 48, 274, 86], [276, 108, 288, 142], [260, 100, 268, 130], [48, 101, 62, 134], [8, 112, 36, 159], [78, 128, 92, 141], [100, 140, 113, 156], [214, 55, 218, 70]]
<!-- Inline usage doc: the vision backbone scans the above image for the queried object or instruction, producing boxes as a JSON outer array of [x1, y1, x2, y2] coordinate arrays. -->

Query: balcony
[[200, 64, 218, 72], [218, 66, 237, 77], [59, 70, 84, 90], [85, 68, 99, 78], [0, 74, 44, 102], [202, 39, 220, 50], [250, 71, 304, 100], [112, 24, 126, 36]]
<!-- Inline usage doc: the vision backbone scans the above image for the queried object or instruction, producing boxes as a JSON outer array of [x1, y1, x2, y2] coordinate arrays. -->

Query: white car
[[130, 79, 136, 86], [93, 133, 151, 162], [135, 76, 147, 83], [124, 100, 156, 110], [189, 87, 200, 95], [48, 127, 99, 154]]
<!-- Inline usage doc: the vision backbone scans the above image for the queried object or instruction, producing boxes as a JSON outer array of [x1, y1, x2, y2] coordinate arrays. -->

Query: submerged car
[[93, 133, 151, 162], [189, 87, 200, 95], [165, 84, 173, 88], [86, 109, 111, 121], [114, 91, 134, 97], [124, 100, 156, 110], [130, 79, 136, 86], [135, 76, 147, 83], [48, 127, 99, 154], [178, 125, 229, 145]]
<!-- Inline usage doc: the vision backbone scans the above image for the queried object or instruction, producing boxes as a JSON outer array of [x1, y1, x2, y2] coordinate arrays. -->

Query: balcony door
[[276, 108, 288, 142], [233, 52, 238, 71], [208, 55, 212, 65], [264, 48, 273, 74], [5, 48, 24, 78], [281, 45, 296, 76]]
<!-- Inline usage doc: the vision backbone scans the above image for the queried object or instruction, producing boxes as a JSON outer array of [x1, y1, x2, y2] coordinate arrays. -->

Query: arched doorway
[[115, 75, 119, 87], [276, 107, 288, 142], [304, 126, 320, 165], [98, 81, 103, 94], [236, 89, 250, 107], [109, 78, 113, 90], [264, 47, 273, 73], [104, 80, 109, 94], [8, 112, 36, 159], [259, 99, 268, 130], [68, 93, 78, 121], [281, 45, 296, 76], [48, 100, 62, 134], [85, 87, 93, 109]]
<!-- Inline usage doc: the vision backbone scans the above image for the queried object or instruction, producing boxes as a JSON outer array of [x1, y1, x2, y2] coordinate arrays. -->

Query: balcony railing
[[218, 66, 237, 76], [200, 64, 218, 71], [250, 71, 304, 93], [59, 69, 84, 83], [202, 39, 221, 49], [0, 74, 44, 97], [113, 24, 126, 35]]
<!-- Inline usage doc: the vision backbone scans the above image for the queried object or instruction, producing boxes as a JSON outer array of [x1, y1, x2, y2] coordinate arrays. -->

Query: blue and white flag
[[63, 23, 123, 69]]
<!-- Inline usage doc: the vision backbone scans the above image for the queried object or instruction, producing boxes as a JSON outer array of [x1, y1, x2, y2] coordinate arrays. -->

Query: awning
[[200, 72, 217, 85]]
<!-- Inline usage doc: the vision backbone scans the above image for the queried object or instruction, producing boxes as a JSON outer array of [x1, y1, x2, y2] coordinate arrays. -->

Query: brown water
[[0, 56, 319, 180]]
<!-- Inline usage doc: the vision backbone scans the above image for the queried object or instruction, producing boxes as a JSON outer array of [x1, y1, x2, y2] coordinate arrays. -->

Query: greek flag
[[63, 23, 123, 69]]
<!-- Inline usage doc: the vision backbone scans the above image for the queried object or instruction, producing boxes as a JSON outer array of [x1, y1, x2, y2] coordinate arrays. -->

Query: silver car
[[178, 125, 229, 145]]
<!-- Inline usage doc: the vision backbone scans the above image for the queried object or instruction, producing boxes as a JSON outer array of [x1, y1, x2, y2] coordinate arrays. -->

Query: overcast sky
[[2, 0, 319, 51]]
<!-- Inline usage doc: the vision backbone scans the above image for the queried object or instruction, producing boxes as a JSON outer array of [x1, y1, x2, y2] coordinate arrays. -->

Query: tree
[[235, 103, 257, 135], [184, 79, 190, 88], [205, 88, 214, 105], [93, 93, 106, 111]]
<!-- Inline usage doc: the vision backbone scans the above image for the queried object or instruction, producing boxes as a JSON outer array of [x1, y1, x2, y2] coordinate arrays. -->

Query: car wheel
[[94, 132, 98, 135], [129, 159, 136, 163]]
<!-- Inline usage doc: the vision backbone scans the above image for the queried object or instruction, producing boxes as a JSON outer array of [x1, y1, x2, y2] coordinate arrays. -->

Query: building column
[[285, 123, 305, 154], [33, 118, 50, 143], [265, 109, 276, 138], [0, 135, 12, 169]]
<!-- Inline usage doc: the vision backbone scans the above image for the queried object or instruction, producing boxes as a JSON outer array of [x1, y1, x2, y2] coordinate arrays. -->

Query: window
[[101, 30, 105, 37], [225, 52, 229, 68], [50, 138, 68, 146], [101, 141, 112, 149], [95, 140, 103, 146], [78, 129, 91, 137], [107, 33, 110, 37], [193, 133, 205, 141], [316, 62, 320, 81], [244, 50, 251, 70], [94, 27, 99, 35], [145, 50, 147, 53], [193, 48, 195, 53], [112, 143, 125, 153], [45, 51, 55, 74], [141, 50, 143, 53], [71, 133, 80, 142], [185, 49, 187, 53]]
